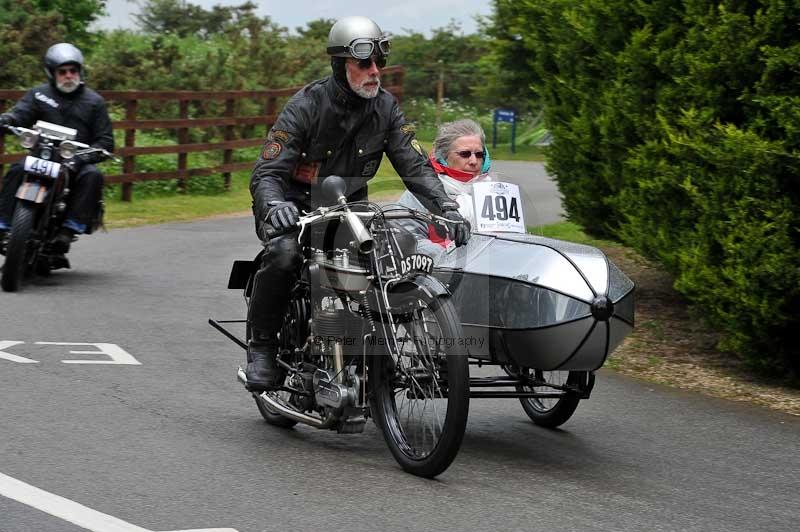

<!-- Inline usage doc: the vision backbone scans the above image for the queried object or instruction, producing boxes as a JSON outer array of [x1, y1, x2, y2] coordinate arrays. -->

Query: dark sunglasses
[[356, 55, 387, 70], [454, 150, 485, 159], [56, 66, 79, 75]]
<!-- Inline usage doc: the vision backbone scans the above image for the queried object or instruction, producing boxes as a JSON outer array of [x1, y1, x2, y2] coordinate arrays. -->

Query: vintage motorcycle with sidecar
[[211, 174, 635, 477], [211, 176, 472, 478], [424, 176, 635, 427], [0, 120, 115, 292]]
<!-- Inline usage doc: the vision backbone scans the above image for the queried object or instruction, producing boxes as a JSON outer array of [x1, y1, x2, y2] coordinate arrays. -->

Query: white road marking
[[0, 472, 238, 532], [36, 342, 142, 365], [0, 340, 38, 363]]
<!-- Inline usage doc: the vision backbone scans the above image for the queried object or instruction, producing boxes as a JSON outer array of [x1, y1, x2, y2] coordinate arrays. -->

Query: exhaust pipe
[[344, 209, 374, 254], [237, 367, 332, 429]]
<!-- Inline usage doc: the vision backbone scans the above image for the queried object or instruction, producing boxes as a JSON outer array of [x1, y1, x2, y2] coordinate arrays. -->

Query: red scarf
[[429, 155, 475, 182]]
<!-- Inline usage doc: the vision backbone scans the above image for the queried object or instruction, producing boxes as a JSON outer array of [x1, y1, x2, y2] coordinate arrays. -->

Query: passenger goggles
[[328, 37, 391, 60]]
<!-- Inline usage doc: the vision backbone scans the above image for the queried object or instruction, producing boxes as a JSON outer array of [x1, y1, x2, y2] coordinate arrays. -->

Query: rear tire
[[1, 204, 36, 292], [249, 302, 299, 429], [253, 392, 299, 428], [371, 295, 469, 478]]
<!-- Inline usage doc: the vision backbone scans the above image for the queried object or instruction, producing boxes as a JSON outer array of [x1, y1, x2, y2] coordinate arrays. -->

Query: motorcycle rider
[[246, 16, 470, 390], [0, 43, 114, 254]]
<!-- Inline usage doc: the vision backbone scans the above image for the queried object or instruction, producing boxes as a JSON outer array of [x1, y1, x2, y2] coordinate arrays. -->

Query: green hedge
[[492, 0, 800, 375]]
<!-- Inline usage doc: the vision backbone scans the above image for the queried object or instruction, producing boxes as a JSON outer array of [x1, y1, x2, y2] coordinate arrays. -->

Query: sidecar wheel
[[2, 204, 36, 292], [371, 295, 469, 478], [518, 370, 586, 428]]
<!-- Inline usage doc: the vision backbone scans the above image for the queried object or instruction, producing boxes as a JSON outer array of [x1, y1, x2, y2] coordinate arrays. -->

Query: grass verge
[[105, 172, 253, 229]]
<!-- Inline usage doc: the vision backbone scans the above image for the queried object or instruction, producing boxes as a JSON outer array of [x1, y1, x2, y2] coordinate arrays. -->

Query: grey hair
[[433, 119, 486, 160]]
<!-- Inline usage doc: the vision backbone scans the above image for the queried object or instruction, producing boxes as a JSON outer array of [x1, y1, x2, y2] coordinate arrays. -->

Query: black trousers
[[247, 233, 303, 342], [0, 161, 103, 230]]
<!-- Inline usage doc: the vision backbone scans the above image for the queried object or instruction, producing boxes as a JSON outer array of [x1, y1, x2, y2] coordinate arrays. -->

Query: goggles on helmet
[[328, 37, 391, 60]]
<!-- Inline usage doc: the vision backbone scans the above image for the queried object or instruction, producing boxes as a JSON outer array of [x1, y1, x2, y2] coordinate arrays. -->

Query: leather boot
[[51, 227, 76, 254], [245, 336, 283, 391]]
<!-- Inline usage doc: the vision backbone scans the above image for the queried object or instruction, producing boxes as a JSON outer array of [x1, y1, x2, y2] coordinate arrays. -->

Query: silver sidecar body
[[433, 232, 635, 371]]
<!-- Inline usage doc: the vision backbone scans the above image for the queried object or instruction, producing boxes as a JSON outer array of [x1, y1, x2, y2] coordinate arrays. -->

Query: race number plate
[[399, 253, 434, 275], [23, 156, 61, 179], [472, 181, 525, 233]]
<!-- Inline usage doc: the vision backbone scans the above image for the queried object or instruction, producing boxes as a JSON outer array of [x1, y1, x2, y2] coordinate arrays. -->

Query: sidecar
[[431, 230, 635, 427], [434, 232, 635, 370]]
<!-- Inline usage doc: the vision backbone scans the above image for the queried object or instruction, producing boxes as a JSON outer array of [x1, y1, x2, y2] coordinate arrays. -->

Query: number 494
[[481, 195, 520, 222]]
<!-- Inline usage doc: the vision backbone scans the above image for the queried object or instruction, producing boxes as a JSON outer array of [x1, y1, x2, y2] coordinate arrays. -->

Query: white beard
[[346, 71, 380, 99], [56, 79, 80, 93]]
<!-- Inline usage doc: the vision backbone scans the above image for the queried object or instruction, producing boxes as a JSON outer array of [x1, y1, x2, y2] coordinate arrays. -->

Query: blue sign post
[[493, 108, 517, 154]]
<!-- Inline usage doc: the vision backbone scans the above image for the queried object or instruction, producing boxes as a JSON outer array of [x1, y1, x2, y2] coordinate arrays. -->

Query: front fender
[[15, 181, 51, 204], [385, 272, 450, 308]]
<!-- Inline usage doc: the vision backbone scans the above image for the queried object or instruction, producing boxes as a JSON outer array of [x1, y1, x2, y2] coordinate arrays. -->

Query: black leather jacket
[[250, 76, 452, 228], [1, 82, 114, 164]]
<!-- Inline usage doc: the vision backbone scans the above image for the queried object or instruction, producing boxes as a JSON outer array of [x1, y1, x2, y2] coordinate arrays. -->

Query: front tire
[[371, 295, 469, 478], [1, 203, 37, 292]]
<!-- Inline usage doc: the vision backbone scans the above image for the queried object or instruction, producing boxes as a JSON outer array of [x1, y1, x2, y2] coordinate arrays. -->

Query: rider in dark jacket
[[245, 16, 470, 390], [0, 43, 114, 254]]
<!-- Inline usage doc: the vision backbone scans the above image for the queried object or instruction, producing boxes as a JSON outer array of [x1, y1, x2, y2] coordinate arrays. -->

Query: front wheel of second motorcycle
[[371, 295, 469, 478], [1, 203, 36, 292]]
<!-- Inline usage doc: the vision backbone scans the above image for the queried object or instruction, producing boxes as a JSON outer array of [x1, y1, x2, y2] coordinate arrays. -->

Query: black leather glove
[[440, 205, 471, 247], [265, 201, 300, 233], [0, 114, 12, 133]]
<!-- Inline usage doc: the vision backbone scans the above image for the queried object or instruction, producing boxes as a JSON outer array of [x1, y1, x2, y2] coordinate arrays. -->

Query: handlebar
[[75, 146, 120, 163], [262, 205, 463, 242], [2, 124, 119, 162]]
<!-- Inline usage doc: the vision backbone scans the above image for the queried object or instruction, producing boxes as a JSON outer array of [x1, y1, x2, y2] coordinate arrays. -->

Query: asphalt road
[[1, 174, 798, 532], [491, 160, 565, 225]]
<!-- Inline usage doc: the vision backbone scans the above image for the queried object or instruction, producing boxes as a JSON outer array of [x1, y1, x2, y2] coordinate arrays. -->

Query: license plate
[[399, 253, 434, 275], [23, 156, 61, 179]]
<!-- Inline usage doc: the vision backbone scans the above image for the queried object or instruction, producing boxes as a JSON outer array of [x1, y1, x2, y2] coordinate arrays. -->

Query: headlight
[[20, 131, 39, 149], [59, 141, 77, 160]]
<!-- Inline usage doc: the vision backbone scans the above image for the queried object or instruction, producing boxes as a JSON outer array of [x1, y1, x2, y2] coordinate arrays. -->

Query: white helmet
[[327, 16, 391, 60]]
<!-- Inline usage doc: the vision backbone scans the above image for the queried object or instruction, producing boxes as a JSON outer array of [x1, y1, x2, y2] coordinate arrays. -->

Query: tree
[[485, 0, 800, 375], [391, 21, 490, 104], [0, 0, 107, 88], [134, 0, 262, 39]]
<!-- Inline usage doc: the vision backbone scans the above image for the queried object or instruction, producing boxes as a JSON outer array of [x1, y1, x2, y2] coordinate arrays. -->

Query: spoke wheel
[[2, 203, 37, 292], [371, 296, 469, 478], [517, 370, 586, 428]]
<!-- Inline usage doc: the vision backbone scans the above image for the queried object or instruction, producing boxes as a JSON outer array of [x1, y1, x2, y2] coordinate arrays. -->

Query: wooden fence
[[0, 66, 405, 201]]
